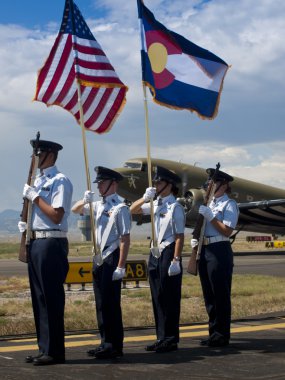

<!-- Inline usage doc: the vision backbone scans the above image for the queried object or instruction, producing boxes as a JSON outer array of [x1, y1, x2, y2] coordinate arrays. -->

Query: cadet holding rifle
[[191, 168, 239, 347], [187, 164, 220, 275], [18, 137, 73, 365]]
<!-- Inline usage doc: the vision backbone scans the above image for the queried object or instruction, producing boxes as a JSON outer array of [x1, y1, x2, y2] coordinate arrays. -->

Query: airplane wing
[[237, 199, 285, 234]]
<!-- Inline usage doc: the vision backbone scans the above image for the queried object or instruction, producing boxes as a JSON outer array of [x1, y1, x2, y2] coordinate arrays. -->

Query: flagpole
[[142, 83, 157, 248], [68, 0, 97, 255], [76, 82, 97, 255], [138, 2, 157, 248]]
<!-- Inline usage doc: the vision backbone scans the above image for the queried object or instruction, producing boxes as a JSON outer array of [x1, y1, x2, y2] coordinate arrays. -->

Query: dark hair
[[225, 183, 232, 194], [52, 151, 58, 162], [171, 184, 179, 197]]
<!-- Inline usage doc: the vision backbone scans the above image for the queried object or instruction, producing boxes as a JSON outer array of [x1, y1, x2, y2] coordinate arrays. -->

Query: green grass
[[0, 243, 20, 258], [0, 274, 285, 336], [0, 241, 155, 259], [0, 237, 283, 259]]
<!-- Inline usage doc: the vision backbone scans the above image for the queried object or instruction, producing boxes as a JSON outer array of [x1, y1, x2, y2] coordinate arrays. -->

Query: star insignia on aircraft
[[127, 174, 140, 189]]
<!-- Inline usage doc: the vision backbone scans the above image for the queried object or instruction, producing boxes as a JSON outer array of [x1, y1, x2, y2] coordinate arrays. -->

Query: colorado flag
[[137, 0, 229, 119]]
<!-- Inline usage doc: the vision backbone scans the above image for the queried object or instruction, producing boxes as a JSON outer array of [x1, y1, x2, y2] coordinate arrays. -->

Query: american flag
[[34, 0, 127, 134]]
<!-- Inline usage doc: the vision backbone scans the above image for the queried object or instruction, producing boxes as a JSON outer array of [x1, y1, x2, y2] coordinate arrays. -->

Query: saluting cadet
[[72, 166, 131, 359], [192, 168, 239, 347], [18, 139, 73, 365], [130, 166, 185, 353]]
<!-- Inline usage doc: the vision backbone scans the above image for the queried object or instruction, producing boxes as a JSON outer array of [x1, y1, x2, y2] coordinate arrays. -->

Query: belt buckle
[[203, 237, 209, 245]]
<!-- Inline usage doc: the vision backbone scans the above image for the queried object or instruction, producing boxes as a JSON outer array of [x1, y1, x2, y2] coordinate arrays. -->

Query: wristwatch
[[174, 256, 180, 261]]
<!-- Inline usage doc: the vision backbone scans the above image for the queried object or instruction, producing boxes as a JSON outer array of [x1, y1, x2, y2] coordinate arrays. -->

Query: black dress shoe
[[25, 353, 43, 363], [155, 340, 178, 353], [200, 338, 210, 346], [201, 332, 229, 347], [33, 355, 65, 366], [87, 345, 104, 357], [95, 347, 123, 359], [145, 340, 163, 352], [208, 336, 229, 347]]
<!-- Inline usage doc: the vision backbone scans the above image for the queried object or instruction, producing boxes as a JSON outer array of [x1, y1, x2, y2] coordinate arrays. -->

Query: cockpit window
[[123, 161, 147, 172], [124, 161, 143, 169]]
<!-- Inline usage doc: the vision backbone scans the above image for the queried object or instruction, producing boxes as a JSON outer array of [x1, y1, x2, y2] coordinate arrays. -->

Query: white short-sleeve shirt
[[31, 165, 73, 231]]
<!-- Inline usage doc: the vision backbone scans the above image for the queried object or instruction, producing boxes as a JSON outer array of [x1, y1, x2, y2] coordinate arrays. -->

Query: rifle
[[18, 132, 40, 263], [187, 162, 220, 275]]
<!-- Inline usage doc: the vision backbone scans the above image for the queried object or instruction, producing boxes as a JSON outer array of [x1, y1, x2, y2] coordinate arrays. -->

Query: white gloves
[[112, 267, 126, 281], [83, 190, 95, 204], [199, 205, 214, 222], [18, 221, 27, 233], [23, 184, 38, 202], [143, 187, 156, 202], [191, 238, 198, 248], [168, 261, 181, 276]]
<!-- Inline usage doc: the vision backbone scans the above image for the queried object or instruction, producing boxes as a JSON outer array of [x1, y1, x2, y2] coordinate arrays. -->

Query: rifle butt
[[187, 248, 198, 276], [18, 232, 28, 263]]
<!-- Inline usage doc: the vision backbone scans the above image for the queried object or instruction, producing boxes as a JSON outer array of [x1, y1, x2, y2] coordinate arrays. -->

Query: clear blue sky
[[1, 1, 106, 28]]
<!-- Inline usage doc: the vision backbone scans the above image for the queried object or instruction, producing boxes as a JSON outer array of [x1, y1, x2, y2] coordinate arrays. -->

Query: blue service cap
[[206, 168, 234, 182], [30, 139, 63, 153], [93, 166, 123, 183], [153, 166, 181, 185]]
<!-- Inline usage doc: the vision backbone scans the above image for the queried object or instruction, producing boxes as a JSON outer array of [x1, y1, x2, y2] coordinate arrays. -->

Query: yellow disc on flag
[[148, 43, 168, 73]]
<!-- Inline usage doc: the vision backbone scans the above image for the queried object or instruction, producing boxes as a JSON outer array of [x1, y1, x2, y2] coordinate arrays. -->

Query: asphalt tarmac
[[2, 250, 285, 277], [1, 312, 285, 379]]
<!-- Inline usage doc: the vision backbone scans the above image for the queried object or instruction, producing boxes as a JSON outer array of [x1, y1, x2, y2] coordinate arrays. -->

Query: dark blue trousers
[[199, 241, 233, 340], [28, 238, 69, 358], [93, 249, 123, 350], [148, 243, 182, 343]]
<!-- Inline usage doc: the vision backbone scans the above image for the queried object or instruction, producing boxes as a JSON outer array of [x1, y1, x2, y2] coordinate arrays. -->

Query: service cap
[[206, 168, 234, 182], [93, 166, 123, 183], [153, 166, 181, 185], [30, 139, 63, 154]]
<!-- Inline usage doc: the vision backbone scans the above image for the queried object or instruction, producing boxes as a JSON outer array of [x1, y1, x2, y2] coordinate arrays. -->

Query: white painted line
[[0, 354, 13, 359]]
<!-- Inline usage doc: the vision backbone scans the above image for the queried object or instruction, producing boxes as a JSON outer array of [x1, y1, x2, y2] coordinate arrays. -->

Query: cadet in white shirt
[[72, 166, 131, 359], [19, 139, 73, 366], [192, 168, 239, 347], [130, 166, 185, 353]]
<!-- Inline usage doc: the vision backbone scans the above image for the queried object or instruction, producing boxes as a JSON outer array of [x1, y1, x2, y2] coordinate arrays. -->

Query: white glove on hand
[[168, 261, 181, 276], [112, 267, 126, 281], [143, 187, 156, 202], [18, 221, 27, 233], [199, 205, 214, 222], [23, 184, 38, 202], [191, 238, 199, 248], [83, 190, 95, 204]]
